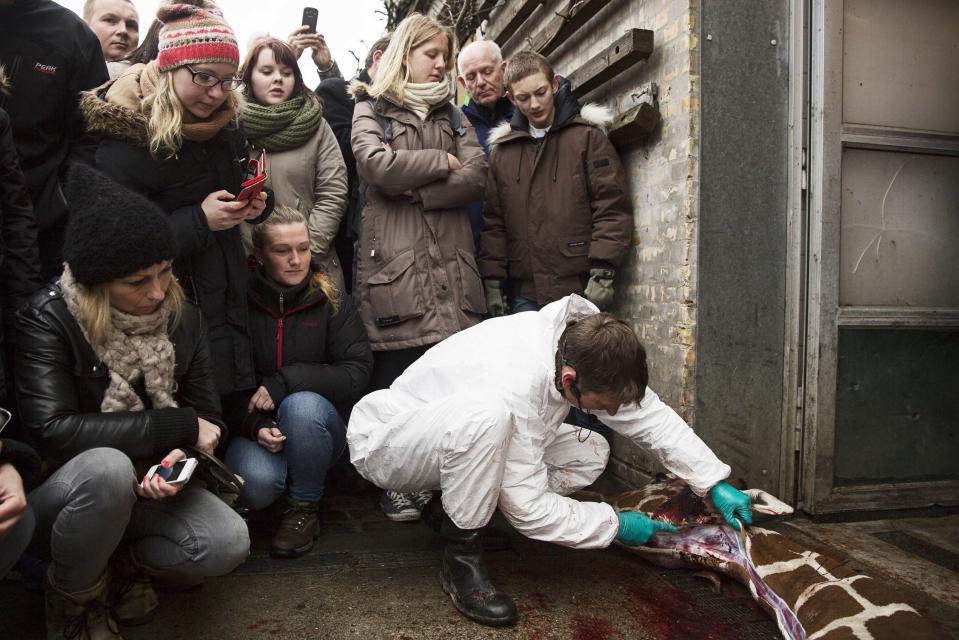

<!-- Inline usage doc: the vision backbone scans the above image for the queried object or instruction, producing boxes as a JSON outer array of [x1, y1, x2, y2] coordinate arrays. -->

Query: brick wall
[[481, 0, 702, 485]]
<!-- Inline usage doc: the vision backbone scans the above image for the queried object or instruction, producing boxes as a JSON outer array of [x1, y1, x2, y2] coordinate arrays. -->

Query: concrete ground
[[2, 481, 957, 639]]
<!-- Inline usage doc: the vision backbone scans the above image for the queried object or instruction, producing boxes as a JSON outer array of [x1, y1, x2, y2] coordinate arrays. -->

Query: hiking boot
[[439, 514, 517, 627], [270, 497, 320, 558], [107, 547, 158, 627], [380, 490, 423, 522], [44, 570, 123, 640]]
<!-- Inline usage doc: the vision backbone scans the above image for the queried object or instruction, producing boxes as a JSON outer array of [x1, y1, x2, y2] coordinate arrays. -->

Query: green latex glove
[[583, 267, 615, 309], [615, 511, 678, 546], [709, 481, 753, 530], [484, 279, 507, 317]]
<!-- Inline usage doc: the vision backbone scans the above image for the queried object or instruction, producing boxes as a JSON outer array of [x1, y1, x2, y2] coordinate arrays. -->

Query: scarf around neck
[[242, 94, 323, 151], [402, 81, 453, 120], [59, 266, 179, 413], [105, 62, 237, 144]]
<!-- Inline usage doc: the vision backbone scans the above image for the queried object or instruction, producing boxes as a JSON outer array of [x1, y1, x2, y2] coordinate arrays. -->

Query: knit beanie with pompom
[[156, 0, 239, 73]]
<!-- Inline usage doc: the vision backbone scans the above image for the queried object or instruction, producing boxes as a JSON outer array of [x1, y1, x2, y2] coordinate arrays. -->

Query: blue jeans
[[510, 295, 541, 314], [225, 392, 346, 510]]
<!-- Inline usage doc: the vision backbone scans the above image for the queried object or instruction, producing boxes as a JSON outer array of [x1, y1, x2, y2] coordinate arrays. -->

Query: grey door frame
[[802, 0, 959, 514]]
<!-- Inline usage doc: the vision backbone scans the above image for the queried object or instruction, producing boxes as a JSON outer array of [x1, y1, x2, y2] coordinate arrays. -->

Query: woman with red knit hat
[[81, 0, 273, 400]]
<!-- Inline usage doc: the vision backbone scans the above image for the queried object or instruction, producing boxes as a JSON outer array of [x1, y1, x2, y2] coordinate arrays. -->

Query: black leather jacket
[[14, 284, 226, 467]]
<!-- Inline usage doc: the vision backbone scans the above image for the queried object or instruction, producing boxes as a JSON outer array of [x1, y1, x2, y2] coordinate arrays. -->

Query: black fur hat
[[63, 163, 177, 286]]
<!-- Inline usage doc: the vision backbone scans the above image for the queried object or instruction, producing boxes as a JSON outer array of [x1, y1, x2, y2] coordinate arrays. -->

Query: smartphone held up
[[301, 7, 318, 34]]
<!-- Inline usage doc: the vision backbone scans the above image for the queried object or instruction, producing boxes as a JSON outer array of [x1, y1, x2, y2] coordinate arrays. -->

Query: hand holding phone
[[138, 450, 195, 500], [146, 458, 197, 486]]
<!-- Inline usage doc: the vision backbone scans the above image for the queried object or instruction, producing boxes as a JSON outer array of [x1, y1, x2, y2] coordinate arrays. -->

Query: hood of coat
[[80, 76, 151, 148], [488, 78, 613, 147], [488, 102, 614, 148], [247, 263, 327, 316]]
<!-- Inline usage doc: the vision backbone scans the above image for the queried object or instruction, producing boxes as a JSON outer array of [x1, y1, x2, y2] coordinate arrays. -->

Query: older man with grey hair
[[457, 40, 514, 251]]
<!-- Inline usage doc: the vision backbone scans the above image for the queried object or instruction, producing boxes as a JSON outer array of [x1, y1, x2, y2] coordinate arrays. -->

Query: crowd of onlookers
[[0, 0, 639, 635]]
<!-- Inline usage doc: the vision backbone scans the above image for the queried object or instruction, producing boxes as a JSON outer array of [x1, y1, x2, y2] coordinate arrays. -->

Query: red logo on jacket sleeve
[[300, 321, 319, 328]]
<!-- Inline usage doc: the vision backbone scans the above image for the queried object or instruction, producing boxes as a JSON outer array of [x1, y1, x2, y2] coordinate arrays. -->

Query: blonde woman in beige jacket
[[240, 38, 349, 291]]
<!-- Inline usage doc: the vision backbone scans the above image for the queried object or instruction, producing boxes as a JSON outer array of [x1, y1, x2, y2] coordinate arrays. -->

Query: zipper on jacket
[[276, 292, 285, 369]]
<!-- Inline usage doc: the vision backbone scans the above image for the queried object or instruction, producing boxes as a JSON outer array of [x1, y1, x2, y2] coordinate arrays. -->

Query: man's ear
[[561, 369, 578, 394], [456, 75, 466, 91], [551, 74, 561, 94], [506, 89, 516, 106]]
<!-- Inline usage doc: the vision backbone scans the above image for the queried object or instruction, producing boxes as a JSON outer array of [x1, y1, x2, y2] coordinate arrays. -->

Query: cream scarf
[[60, 266, 178, 413], [402, 81, 453, 120]]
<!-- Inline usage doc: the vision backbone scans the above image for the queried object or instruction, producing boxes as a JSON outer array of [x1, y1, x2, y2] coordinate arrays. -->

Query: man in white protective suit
[[347, 295, 753, 628]]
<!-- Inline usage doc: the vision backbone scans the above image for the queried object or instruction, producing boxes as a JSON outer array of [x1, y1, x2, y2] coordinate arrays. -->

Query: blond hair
[[250, 206, 340, 313], [144, 70, 243, 158], [368, 14, 455, 102], [75, 278, 185, 350]]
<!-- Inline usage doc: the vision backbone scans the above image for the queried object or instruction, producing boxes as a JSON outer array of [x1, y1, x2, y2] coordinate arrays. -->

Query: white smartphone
[[146, 458, 198, 486]]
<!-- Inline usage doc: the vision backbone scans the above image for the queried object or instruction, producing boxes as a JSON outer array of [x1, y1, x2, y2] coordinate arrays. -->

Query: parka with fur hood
[[478, 81, 633, 306], [349, 82, 488, 351], [79, 64, 273, 395]]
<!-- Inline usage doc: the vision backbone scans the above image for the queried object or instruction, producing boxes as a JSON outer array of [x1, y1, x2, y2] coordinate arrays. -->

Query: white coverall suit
[[348, 295, 731, 549]]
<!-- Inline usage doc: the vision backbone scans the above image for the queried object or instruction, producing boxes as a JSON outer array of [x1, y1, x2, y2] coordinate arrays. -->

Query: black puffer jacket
[[0, 106, 43, 404], [0, 0, 108, 276], [14, 284, 225, 468], [81, 82, 273, 394], [222, 266, 373, 440]]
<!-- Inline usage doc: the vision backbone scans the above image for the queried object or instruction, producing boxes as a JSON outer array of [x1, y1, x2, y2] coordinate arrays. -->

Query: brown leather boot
[[270, 497, 320, 558], [44, 570, 122, 640]]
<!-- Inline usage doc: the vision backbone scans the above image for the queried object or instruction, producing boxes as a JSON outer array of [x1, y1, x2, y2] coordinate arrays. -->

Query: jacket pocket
[[367, 249, 425, 327], [557, 236, 590, 277], [455, 248, 487, 315]]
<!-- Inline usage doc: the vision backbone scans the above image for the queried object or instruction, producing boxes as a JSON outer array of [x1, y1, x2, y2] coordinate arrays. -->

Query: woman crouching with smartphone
[[223, 206, 372, 558], [15, 166, 249, 639]]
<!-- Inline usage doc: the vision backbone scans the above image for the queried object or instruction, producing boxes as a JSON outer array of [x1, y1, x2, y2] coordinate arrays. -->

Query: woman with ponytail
[[222, 206, 371, 558], [239, 38, 349, 291]]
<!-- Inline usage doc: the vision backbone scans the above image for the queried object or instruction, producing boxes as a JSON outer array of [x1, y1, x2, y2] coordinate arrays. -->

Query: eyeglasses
[[184, 65, 243, 91]]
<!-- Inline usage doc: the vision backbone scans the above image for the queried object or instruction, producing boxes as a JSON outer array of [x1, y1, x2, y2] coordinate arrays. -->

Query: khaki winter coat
[[350, 83, 487, 351], [241, 120, 349, 291], [478, 99, 633, 306]]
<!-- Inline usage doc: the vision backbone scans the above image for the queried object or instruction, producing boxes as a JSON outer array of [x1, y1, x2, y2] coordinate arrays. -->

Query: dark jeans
[[0, 503, 35, 579], [368, 345, 431, 392], [29, 448, 250, 592], [225, 392, 347, 510], [510, 295, 541, 314]]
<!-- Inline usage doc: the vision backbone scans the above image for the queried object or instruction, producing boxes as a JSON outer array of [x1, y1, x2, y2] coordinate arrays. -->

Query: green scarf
[[243, 94, 323, 152]]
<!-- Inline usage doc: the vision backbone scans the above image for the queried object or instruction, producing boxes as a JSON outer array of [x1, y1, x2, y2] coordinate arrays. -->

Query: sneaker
[[412, 490, 434, 511], [380, 490, 423, 522]]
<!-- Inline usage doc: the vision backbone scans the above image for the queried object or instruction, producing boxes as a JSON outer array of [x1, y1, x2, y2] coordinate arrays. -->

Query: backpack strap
[[367, 98, 393, 143], [450, 105, 467, 137]]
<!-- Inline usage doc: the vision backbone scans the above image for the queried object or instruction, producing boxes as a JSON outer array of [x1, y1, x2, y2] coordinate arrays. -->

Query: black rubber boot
[[439, 514, 517, 627], [423, 496, 512, 551]]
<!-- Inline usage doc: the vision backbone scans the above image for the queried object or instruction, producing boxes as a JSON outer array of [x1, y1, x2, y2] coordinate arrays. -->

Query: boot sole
[[117, 609, 157, 627], [269, 541, 315, 559], [440, 570, 517, 627]]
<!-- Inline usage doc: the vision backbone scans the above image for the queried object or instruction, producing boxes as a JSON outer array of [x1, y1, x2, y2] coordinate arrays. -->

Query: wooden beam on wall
[[608, 102, 661, 150], [568, 29, 654, 98], [489, 0, 547, 47], [528, 0, 607, 57]]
